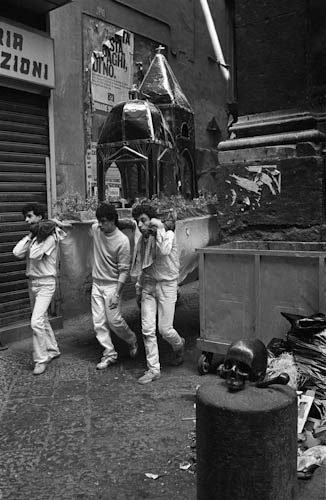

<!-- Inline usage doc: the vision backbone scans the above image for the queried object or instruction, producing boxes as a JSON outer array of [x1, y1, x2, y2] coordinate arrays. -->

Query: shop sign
[[0, 19, 55, 88], [91, 29, 134, 112]]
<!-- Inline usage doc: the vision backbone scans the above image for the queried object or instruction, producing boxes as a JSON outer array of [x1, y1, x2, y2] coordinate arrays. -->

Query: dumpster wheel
[[197, 353, 211, 375]]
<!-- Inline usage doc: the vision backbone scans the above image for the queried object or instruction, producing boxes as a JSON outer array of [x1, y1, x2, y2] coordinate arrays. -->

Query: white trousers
[[91, 281, 136, 359], [141, 278, 183, 374], [28, 277, 60, 364]]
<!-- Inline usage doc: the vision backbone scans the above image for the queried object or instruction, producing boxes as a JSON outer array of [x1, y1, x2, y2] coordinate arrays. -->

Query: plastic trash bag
[[281, 312, 326, 337], [297, 445, 326, 472], [282, 311, 326, 418]]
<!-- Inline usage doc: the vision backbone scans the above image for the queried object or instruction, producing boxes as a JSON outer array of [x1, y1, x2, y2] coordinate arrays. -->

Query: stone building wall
[[216, 1, 326, 243], [235, 0, 326, 116]]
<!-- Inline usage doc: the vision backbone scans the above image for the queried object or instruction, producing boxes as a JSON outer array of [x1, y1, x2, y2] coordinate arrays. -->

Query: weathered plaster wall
[[50, 0, 232, 199], [215, 152, 325, 243], [50, 2, 86, 199]]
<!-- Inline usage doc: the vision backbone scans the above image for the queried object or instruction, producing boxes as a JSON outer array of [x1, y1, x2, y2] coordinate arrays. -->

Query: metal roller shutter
[[0, 86, 49, 328]]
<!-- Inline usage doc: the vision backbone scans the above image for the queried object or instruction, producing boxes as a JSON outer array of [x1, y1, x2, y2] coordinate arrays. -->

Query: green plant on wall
[[54, 192, 219, 221], [135, 193, 219, 220], [53, 193, 98, 220]]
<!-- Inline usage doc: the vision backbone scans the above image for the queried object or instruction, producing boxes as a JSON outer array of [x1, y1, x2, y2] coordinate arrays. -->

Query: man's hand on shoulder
[[50, 217, 73, 228], [149, 218, 164, 228], [148, 218, 164, 235]]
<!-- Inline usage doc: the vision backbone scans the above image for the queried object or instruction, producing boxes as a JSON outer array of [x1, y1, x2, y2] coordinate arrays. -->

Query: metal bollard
[[196, 379, 298, 500]]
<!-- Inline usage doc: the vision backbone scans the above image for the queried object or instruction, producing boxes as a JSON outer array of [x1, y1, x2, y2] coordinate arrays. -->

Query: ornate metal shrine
[[139, 49, 197, 199], [97, 48, 196, 203], [97, 99, 176, 203]]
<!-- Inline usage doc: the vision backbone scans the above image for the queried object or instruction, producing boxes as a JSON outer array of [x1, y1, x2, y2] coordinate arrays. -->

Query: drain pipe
[[199, 0, 230, 82]]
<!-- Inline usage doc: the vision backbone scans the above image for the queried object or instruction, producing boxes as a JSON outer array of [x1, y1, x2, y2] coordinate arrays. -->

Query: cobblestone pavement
[[0, 282, 325, 500], [0, 290, 201, 500]]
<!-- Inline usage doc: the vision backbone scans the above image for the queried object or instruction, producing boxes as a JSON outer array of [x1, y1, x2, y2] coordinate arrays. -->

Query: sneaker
[[129, 340, 138, 359], [96, 356, 117, 370], [33, 362, 47, 375], [138, 370, 161, 385], [171, 337, 185, 366]]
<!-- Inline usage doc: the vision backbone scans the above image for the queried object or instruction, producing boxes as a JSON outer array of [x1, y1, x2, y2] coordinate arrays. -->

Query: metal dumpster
[[196, 241, 326, 373]]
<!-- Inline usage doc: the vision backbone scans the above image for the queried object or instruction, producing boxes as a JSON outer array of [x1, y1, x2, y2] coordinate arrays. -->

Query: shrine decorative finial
[[155, 45, 165, 54]]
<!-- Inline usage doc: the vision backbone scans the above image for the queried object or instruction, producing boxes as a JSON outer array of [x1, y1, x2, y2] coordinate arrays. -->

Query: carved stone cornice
[[218, 110, 325, 164]]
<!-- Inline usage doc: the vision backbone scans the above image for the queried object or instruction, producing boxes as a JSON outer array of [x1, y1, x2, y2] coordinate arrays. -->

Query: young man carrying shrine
[[131, 204, 185, 384], [13, 203, 65, 375], [91, 203, 138, 369]]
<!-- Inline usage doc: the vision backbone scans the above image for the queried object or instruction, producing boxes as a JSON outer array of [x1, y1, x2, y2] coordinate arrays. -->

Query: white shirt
[[91, 223, 131, 284], [13, 234, 58, 278], [142, 227, 180, 282]]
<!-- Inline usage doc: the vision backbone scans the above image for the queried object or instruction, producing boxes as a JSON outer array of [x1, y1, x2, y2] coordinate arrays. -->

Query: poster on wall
[[83, 14, 165, 196], [86, 142, 98, 196], [91, 28, 134, 112]]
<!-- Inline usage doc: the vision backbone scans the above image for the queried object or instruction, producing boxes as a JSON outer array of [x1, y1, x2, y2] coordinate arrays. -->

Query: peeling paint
[[226, 165, 281, 210]]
